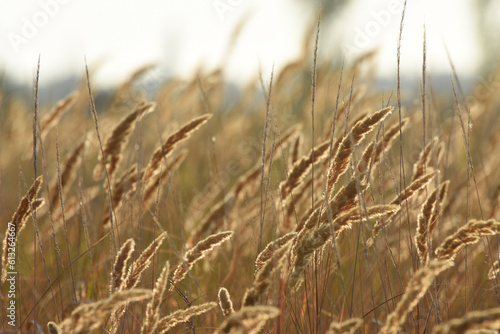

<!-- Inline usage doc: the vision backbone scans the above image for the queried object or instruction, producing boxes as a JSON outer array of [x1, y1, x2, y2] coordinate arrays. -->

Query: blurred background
[[0, 0, 499, 99]]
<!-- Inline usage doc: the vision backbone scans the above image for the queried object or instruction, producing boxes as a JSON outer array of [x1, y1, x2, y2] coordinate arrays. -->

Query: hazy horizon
[[1, 0, 497, 90]]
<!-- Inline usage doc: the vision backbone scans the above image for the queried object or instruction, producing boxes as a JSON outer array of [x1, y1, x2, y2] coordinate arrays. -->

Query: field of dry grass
[[2, 14, 500, 334]]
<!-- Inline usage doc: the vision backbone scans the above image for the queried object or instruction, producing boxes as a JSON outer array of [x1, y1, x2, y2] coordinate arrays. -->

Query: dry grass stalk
[[332, 205, 399, 237], [415, 187, 439, 266], [390, 171, 438, 206], [40, 91, 79, 136], [94, 102, 155, 181], [431, 306, 500, 334], [102, 164, 140, 227], [110, 238, 135, 293], [356, 118, 409, 175], [279, 139, 330, 199], [154, 302, 217, 333], [296, 176, 362, 233], [289, 204, 398, 291], [371, 171, 437, 240], [429, 181, 450, 236], [294, 178, 364, 248], [412, 137, 438, 182], [436, 219, 500, 261], [111, 233, 166, 332], [219, 287, 235, 317], [243, 240, 291, 306], [214, 306, 280, 334], [141, 150, 188, 212], [144, 113, 212, 182], [121, 232, 167, 290], [326, 107, 393, 195], [322, 178, 364, 223], [255, 232, 296, 273], [171, 231, 233, 290], [56, 289, 151, 334], [141, 261, 170, 334], [2, 176, 44, 283], [326, 318, 363, 334], [50, 137, 87, 206], [380, 260, 453, 334]]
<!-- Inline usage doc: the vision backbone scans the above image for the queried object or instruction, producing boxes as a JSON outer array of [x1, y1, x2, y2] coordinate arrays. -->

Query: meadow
[[2, 15, 500, 334]]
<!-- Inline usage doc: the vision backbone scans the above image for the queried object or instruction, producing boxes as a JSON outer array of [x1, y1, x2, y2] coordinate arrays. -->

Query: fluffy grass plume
[[94, 102, 155, 181], [255, 231, 296, 273], [110, 238, 135, 293], [2, 176, 44, 283], [380, 260, 453, 334], [219, 287, 235, 317], [432, 306, 500, 334], [144, 113, 212, 182], [415, 186, 440, 266], [326, 106, 393, 195], [436, 219, 500, 261], [289, 204, 398, 291], [171, 231, 233, 289], [49, 289, 151, 334], [326, 318, 363, 334], [243, 239, 291, 306], [356, 117, 409, 175], [370, 171, 437, 241], [141, 261, 170, 334], [120, 232, 167, 290], [215, 306, 280, 334], [154, 302, 217, 333], [279, 139, 330, 199], [110, 233, 166, 332]]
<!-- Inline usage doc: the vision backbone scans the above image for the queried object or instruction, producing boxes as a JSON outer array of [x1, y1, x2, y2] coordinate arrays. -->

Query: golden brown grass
[[435, 219, 500, 261], [432, 306, 500, 333], [144, 113, 212, 182], [2, 175, 44, 283], [214, 306, 280, 334], [380, 260, 453, 334], [218, 287, 235, 317], [48, 289, 152, 334], [2, 29, 500, 334], [93, 102, 155, 182], [326, 318, 363, 334], [170, 231, 233, 290]]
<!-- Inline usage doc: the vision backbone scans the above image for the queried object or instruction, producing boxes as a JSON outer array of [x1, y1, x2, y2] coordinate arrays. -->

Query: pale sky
[[0, 0, 494, 89]]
